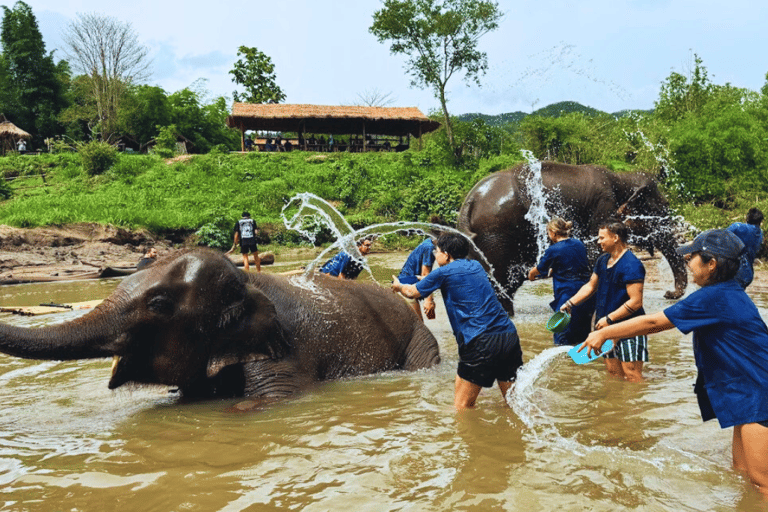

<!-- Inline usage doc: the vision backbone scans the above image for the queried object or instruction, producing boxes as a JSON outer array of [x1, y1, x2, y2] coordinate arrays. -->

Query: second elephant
[[457, 161, 687, 314]]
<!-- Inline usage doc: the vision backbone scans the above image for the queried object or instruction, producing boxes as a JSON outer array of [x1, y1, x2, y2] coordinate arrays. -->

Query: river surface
[[0, 251, 767, 511]]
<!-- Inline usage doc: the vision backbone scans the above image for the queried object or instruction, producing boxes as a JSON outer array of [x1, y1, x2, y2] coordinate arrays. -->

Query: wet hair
[[599, 220, 629, 243], [357, 237, 373, 247], [747, 207, 764, 226], [547, 217, 573, 238], [242, 211, 251, 218], [697, 251, 740, 285], [436, 233, 469, 260]]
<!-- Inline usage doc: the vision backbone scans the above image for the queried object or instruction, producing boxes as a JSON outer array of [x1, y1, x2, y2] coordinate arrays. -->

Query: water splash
[[280, 193, 516, 305], [520, 150, 550, 261]]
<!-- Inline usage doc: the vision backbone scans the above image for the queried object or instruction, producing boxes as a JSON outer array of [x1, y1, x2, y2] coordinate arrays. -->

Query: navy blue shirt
[[727, 222, 763, 288], [664, 280, 768, 428], [593, 250, 645, 320], [320, 252, 364, 279], [398, 238, 436, 281], [416, 259, 515, 344], [536, 238, 591, 310]]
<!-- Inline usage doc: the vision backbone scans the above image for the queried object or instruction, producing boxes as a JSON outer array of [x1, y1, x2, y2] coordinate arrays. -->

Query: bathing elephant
[[457, 161, 687, 314], [0, 249, 440, 401]]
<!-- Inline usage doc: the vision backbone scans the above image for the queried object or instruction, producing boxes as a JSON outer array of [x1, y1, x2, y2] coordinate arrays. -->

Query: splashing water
[[280, 193, 517, 305], [520, 150, 550, 261]]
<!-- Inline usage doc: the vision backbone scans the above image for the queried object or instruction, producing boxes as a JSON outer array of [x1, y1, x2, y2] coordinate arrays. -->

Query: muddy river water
[[0, 251, 767, 511]]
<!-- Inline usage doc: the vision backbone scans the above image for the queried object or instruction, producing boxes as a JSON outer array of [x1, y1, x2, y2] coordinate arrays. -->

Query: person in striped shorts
[[561, 220, 647, 382]]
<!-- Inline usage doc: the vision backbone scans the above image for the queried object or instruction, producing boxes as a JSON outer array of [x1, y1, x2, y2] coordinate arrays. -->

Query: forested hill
[[458, 101, 654, 126]]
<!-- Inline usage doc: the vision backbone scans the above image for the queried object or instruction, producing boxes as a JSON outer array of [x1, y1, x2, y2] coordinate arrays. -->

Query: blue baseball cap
[[676, 229, 745, 260]]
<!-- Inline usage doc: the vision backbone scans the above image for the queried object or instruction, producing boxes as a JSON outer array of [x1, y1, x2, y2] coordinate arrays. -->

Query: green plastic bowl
[[546, 311, 571, 333]]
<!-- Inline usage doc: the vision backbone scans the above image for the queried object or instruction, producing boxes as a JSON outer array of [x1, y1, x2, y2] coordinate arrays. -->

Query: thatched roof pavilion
[[226, 103, 440, 152], [0, 114, 32, 154]]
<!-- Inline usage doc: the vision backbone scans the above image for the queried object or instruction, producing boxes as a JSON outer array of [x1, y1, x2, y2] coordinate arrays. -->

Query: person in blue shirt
[[727, 207, 763, 289], [397, 237, 437, 321], [561, 221, 646, 382], [391, 233, 523, 409], [528, 217, 595, 346], [320, 238, 372, 280], [577, 229, 768, 497]]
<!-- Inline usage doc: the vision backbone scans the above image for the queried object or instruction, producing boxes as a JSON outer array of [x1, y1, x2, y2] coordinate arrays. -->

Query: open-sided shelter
[[0, 114, 32, 155], [226, 103, 440, 152]]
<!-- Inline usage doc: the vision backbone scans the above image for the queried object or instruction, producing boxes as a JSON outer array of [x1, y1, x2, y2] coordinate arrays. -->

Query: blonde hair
[[547, 217, 573, 238]]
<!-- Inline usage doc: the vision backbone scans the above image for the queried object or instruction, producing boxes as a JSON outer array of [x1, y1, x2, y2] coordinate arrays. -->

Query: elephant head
[[0, 250, 288, 395]]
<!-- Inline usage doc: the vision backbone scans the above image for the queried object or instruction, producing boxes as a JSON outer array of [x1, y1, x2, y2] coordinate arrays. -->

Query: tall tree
[[229, 46, 286, 103], [370, 0, 502, 151], [62, 12, 150, 142], [0, 1, 67, 144]]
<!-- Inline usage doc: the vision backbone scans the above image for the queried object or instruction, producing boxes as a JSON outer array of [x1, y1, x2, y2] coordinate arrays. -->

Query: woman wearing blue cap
[[578, 228, 768, 496]]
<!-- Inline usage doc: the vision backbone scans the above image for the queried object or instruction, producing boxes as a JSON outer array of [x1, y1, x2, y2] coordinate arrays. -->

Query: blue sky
[[19, 0, 768, 116]]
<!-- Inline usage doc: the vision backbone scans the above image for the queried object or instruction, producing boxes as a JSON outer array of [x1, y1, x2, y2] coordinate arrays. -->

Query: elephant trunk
[[0, 300, 125, 361]]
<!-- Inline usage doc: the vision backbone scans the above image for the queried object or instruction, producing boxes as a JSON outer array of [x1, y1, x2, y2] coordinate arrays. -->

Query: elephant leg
[[656, 232, 688, 299], [402, 322, 441, 370]]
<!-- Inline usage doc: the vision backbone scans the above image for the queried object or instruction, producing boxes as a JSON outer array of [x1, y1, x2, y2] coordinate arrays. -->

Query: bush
[[79, 141, 118, 176]]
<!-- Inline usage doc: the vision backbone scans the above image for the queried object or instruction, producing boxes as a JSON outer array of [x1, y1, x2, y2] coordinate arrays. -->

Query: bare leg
[[254, 251, 261, 273], [497, 380, 513, 407], [733, 423, 768, 496], [409, 299, 423, 321], [621, 361, 644, 382], [604, 358, 626, 379], [454, 375, 482, 409], [241, 253, 249, 272]]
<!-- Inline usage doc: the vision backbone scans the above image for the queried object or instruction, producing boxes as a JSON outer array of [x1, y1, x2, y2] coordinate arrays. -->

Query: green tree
[[168, 83, 240, 153], [654, 53, 714, 122], [229, 46, 286, 103], [370, 0, 502, 151], [0, 1, 68, 144], [120, 85, 171, 146]]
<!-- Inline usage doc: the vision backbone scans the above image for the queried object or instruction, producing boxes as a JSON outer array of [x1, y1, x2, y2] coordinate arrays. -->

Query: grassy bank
[[0, 151, 764, 249]]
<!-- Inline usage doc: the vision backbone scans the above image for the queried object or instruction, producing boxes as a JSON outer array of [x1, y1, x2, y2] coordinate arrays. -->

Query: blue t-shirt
[[664, 280, 768, 428], [536, 238, 592, 310], [727, 222, 763, 288], [320, 252, 363, 279], [593, 250, 646, 320], [416, 259, 515, 344], [398, 238, 436, 281]]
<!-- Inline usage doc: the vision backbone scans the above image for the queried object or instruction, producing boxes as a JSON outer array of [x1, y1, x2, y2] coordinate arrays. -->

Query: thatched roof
[[226, 103, 441, 136], [0, 114, 31, 140]]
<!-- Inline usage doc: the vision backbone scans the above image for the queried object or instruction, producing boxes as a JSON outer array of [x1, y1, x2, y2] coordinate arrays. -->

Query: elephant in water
[[457, 161, 687, 315], [0, 250, 440, 401]]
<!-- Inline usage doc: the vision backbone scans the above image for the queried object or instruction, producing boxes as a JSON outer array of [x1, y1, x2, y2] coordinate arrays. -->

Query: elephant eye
[[147, 295, 174, 316]]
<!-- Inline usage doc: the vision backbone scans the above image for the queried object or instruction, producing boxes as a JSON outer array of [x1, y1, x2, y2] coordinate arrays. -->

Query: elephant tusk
[[111, 355, 121, 377]]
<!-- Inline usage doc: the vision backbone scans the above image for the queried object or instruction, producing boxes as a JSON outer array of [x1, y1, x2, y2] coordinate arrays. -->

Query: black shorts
[[240, 240, 258, 254], [457, 331, 524, 388]]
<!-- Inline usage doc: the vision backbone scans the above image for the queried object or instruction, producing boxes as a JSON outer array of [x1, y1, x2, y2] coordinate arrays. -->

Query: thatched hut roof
[[0, 114, 31, 140], [226, 103, 440, 136]]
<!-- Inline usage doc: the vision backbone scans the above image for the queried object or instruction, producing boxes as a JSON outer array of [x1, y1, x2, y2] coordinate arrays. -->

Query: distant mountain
[[457, 101, 654, 126]]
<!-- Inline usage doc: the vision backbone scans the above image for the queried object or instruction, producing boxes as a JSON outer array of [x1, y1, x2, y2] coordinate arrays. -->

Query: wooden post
[[362, 123, 367, 152], [240, 127, 245, 152]]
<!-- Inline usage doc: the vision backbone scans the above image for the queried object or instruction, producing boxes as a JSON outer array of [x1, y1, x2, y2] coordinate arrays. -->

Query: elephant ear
[[206, 283, 290, 379]]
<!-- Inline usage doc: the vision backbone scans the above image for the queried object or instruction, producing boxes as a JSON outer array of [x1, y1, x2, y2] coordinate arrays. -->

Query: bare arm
[[581, 311, 674, 355], [421, 265, 435, 319], [595, 281, 644, 330], [391, 275, 422, 299], [528, 267, 541, 281], [561, 273, 599, 312]]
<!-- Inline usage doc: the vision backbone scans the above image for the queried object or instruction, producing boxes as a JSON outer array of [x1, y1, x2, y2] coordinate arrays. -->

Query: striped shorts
[[603, 335, 648, 362]]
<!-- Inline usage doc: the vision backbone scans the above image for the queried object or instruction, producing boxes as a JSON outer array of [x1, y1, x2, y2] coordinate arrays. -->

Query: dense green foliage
[[79, 141, 117, 176], [0, 1, 67, 145]]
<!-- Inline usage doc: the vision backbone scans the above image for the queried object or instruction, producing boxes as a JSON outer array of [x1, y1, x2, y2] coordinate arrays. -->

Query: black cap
[[242, 211, 250, 217], [676, 229, 745, 260]]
